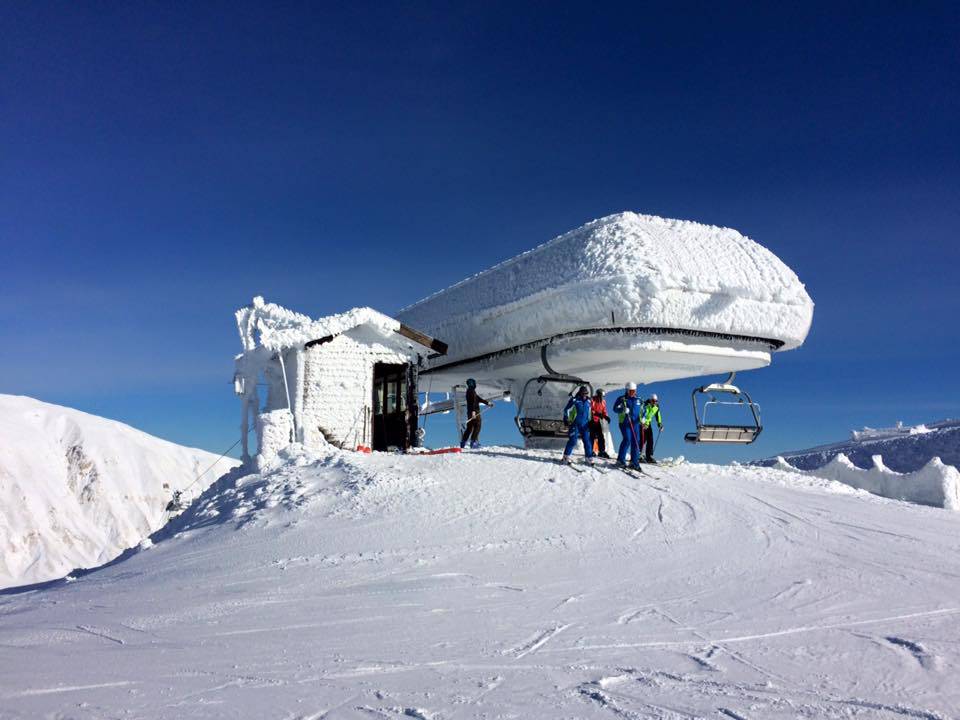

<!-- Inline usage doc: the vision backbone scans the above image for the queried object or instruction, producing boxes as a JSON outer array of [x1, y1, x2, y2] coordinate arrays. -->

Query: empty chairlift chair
[[514, 375, 593, 441], [685, 373, 762, 444]]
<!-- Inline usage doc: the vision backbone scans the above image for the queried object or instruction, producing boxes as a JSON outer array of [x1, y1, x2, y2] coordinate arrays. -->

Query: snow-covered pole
[[240, 395, 250, 463], [277, 351, 296, 443]]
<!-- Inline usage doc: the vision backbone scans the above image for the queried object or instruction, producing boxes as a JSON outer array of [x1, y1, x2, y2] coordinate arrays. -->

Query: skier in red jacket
[[589, 388, 611, 459]]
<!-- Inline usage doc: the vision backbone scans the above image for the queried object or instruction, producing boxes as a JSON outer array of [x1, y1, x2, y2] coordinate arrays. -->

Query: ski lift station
[[235, 212, 813, 465], [234, 299, 447, 468]]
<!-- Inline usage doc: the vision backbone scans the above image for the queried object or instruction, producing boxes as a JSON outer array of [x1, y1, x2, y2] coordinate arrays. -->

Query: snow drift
[[774, 453, 960, 510], [397, 212, 815, 365], [0, 395, 238, 589], [761, 419, 960, 473]]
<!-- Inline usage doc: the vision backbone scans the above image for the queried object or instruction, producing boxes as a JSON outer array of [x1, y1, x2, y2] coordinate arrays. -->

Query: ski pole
[[627, 416, 640, 463]]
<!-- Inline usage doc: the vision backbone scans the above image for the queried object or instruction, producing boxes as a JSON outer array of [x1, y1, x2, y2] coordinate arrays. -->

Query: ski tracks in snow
[[506, 623, 571, 659]]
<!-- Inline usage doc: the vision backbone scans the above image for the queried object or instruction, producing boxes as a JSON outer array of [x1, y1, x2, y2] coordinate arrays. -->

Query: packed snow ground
[[2, 446, 960, 719], [0, 395, 238, 589]]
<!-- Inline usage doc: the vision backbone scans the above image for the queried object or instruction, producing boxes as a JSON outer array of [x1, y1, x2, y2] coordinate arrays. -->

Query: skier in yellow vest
[[640, 393, 663, 463]]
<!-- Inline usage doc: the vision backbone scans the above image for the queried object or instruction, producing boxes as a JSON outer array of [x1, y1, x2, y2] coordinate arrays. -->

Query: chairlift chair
[[515, 375, 592, 439], [684, 372, 762, 444], [166, 490, 185, 512]]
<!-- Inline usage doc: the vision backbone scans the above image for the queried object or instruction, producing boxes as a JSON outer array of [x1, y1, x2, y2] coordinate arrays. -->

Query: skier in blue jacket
[[613, 381, 643, 469], [562, 385, 594, 465]]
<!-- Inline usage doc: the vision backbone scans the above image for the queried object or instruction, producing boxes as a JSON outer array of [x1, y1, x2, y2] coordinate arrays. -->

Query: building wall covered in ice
[[301, 333, 408, 452], [235, 298, 436, 462], [397, 212, 814, 364]]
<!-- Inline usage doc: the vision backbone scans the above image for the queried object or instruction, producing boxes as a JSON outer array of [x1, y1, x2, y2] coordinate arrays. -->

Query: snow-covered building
[[235, 212, 814, 456], [234, 297, 446, 467]]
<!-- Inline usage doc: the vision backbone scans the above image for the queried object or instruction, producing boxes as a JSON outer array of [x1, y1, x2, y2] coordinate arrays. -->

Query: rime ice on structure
[[237, 212, 816, 456], [234, 297, 443, 468], [398, 212, 814, 365], [396, 212, 814, 448]]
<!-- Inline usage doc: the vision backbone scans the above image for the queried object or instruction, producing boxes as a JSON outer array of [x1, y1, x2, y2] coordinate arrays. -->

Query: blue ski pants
[[618, 420, 641, 466], [563, 423, 594, 458]]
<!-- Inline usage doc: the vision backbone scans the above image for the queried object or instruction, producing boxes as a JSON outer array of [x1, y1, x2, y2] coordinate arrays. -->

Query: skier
[[589, 388, 611, 459], [613, 382, 643, 469], [460, 378, 492, 449], [639, 393, 664, 463], [561, 385, 594, 465]]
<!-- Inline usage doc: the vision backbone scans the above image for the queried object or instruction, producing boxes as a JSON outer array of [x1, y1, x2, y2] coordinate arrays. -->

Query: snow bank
[[774, 452, 960, 510], [397, 212, 814, 363], [0, 395, 239, 589], [255, 408, 295, 471]]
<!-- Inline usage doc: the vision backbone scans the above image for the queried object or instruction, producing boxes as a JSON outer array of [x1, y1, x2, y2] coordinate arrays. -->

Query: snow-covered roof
[[236, 297, 443, 354], [397, 212, 814, 362]]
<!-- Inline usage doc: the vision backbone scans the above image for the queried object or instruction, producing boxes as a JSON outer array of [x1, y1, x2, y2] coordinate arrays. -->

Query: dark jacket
[[465, 387, 488, 414]]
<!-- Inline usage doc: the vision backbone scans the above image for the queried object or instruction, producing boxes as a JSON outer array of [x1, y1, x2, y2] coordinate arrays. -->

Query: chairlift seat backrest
[[685, 372, 762, 445]]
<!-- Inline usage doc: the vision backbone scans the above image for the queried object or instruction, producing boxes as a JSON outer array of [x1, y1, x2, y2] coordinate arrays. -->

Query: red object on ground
[[355, 445, 372, 453], [424, 447, 462, 455]]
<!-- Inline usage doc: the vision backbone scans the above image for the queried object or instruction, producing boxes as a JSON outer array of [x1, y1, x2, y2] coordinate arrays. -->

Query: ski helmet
[[595, 388, 605, 397], [650, 393, 658, 402], [578, 385, 589, 396], [466, 378, 477, 388], [626, 382, 637, 391]]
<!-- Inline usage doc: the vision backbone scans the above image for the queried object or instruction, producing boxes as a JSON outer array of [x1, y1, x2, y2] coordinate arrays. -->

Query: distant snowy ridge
[[758, 419, 960, 474], [0, 395, 238, 590], [772, 453, 960, 510], [850, 420, 937, 441]]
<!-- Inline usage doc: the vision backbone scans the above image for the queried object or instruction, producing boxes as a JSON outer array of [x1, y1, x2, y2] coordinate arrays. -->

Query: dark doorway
[[372, 362, 412, 451]]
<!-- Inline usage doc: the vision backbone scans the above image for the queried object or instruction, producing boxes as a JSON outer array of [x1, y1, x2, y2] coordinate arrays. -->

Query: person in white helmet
[[640, 393, 664, 463], [612, 381, 643, 468]]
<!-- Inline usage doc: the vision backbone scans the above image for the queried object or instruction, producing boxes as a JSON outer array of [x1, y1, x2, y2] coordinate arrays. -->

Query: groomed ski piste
[[3, 441, 960, 719]]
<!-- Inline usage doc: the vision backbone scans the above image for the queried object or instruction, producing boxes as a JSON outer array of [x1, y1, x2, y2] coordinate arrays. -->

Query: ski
[[642, 455, 684, 468], [558, 460, 586, 473]]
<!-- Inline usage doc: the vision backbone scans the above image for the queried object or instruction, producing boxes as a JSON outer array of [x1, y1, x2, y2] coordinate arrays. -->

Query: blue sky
[[2, 2, 958, 462]]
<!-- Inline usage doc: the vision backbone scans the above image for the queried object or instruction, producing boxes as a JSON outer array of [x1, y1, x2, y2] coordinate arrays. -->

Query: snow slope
[[0, 395, 238, 590], [397, 212, 814, 364], [2, 446, 959, 719], [759, 419, 960, 473]]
